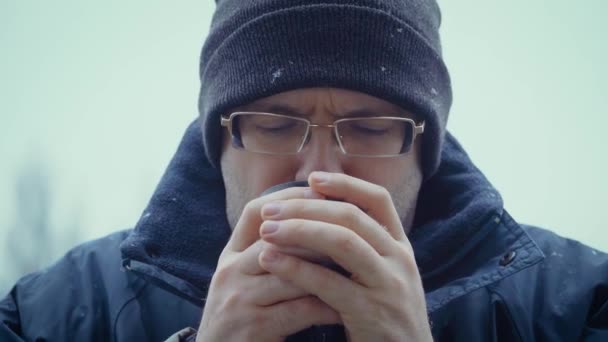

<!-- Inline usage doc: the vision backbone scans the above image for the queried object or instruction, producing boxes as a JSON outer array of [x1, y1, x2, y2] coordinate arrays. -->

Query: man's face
[[220, 87, 423, 234]]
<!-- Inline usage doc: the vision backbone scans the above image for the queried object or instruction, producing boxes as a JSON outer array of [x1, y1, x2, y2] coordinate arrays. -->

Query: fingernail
[[261, 249, 281, 263], [311, 172, 330, 184], [262, 202, 282, 217], [261, 221, 280, 235]]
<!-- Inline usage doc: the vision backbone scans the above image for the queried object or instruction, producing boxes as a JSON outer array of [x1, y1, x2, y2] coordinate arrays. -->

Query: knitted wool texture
[[199, 0, 452, 179]]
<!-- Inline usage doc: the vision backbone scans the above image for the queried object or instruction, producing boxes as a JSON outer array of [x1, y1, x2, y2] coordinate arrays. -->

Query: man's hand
[[258, 172, 433, 342], [197, 186, 340, 342]]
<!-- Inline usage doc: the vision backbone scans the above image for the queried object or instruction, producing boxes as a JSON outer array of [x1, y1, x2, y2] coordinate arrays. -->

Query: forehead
[[237, 87, 416, 119]]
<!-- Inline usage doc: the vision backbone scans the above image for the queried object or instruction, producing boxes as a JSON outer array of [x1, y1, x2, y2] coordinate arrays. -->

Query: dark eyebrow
[[242, 103, 414, 120], [339, 109, 410, 118], [243, 104, 311, 117], [255, 106, 401, 118], [339, 109, 383, 117]]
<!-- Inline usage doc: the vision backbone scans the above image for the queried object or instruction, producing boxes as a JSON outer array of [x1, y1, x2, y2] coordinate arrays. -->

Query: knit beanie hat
[[198, 0, 452, 180]]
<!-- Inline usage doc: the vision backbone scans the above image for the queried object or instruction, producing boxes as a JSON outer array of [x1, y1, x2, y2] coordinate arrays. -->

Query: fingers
[[236, 239, 268, 275], [215, 241, 312, 306], [251, 274, 311, 306], [261, 199, 394, 256], [228, 186, 320, 252], [265, 296, 341, 338], [307, 172, 406, 241], [259, 249, 358, 314], [260, 219, 387, 287], [235, 239, 332, 278]]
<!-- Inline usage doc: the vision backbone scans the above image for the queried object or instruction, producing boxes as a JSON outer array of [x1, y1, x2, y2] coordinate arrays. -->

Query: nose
[[294, 127, 344, 181]]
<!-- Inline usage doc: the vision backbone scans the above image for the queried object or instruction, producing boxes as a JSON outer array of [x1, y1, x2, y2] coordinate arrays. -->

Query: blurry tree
[[1, 158, 82, 295]]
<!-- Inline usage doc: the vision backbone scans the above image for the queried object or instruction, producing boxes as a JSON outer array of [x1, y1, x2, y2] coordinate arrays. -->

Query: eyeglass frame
[[220, 111, 425, 158]]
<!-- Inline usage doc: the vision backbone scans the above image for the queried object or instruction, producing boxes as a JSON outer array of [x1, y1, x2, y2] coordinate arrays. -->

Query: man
[[1, 0, 607, 341]]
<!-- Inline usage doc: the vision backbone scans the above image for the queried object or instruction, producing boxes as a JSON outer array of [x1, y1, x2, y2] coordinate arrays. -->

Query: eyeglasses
[[220, 112, 424, 157]]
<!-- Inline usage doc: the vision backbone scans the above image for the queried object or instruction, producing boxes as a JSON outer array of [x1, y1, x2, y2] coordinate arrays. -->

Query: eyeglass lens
[[232, 113, 414, 156]]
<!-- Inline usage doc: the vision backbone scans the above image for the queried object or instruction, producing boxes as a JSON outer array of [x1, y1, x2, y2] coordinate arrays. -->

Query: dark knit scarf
[[120, 119, 503, 340]]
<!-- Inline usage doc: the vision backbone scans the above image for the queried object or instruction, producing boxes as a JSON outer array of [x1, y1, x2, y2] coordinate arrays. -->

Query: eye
[[255, 121, 298, 133], [350, 121, 391, 135]]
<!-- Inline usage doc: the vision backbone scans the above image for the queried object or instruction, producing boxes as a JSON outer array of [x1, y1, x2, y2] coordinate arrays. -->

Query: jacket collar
[[409, 133, 544, 310]]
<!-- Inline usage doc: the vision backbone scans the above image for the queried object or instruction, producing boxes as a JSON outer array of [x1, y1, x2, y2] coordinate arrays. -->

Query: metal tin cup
[[260, 180, 309, 197]]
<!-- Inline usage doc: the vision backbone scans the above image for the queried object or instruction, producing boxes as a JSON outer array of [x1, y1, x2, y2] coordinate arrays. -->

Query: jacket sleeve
[[164, 327, 198, 342], [581, 286, 608, 340], [0, 245, 117, 341], [0, 285, 26, 342]]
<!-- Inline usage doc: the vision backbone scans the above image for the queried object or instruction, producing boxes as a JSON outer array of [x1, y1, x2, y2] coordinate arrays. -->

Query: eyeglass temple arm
[[221, 117, 231, 127], [415, 121, 425, 134]]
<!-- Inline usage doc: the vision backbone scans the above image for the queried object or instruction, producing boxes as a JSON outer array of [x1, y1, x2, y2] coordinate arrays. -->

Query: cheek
[[344, 154, 421, 190], [344, 155, 422, 229], [221, 147, 299, 198], [249, 156, 301, 195], [343, 132, 423, 188]]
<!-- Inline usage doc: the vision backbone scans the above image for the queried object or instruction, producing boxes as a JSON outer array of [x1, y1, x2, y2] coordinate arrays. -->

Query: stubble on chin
[[221, 158, 248, 231], [390, 171, 422, 235]]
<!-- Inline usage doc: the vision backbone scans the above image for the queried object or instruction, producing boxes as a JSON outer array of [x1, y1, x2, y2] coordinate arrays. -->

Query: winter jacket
[[2, 121, 607, 341]]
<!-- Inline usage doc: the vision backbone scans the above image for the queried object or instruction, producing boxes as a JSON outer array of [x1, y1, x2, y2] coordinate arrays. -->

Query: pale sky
[[1, 1, 606, 289]]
